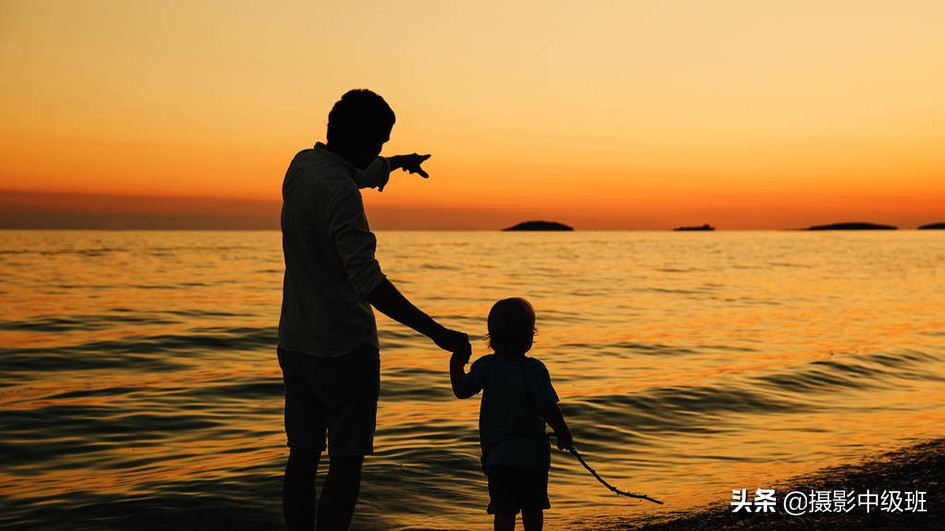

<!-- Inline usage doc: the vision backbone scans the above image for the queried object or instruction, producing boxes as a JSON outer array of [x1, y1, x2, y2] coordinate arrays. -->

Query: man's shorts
[[486, 466, 551, 515], [277, 344, 380, 457]]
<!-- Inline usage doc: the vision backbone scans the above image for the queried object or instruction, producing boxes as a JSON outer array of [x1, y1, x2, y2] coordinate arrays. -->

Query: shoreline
[[630, 437, 943, 530]]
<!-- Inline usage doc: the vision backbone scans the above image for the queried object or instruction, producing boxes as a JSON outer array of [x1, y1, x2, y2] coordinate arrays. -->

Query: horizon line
[[2, 227, 942, 232], [2, 189, 941, 231]]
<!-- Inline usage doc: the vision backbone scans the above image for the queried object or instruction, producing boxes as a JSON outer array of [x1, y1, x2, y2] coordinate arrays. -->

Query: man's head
[[487, 298, 537, 355], [326, 89, 396, 169]]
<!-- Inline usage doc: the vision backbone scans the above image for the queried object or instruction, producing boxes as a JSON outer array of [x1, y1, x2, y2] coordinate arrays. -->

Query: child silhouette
[[450, 298, 572, 531]]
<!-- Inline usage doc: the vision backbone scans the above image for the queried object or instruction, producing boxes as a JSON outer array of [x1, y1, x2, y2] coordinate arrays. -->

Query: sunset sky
[[1, 0, 943, 229]]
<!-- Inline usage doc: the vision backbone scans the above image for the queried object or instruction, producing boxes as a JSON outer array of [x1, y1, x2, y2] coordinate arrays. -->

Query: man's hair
[[327, 89, 396, 147], [487, 298, 537, 354]]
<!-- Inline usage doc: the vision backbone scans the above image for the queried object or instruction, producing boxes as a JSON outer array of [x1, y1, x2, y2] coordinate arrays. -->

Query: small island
[[673, 224, 715, 231], [918, 222, 945, 230], [502, 220, 574, 231], [806, 222, 898, 231]]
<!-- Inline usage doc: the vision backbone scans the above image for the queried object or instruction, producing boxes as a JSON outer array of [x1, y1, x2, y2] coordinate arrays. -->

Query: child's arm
[[449, 351, 478, 399], [539, 403, 573, 450]]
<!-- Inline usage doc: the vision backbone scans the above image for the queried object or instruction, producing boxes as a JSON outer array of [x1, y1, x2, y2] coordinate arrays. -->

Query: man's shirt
[[278, 143, 390, 357]]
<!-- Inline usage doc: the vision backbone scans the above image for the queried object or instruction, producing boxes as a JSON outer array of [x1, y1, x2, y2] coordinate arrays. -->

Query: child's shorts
[[486, 466, 551, 515]]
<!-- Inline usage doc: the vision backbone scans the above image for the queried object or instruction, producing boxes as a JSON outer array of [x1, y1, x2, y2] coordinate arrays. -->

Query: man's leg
[[521, 508, 543, 531], [317, 454, 365, 531], [283, 448, 321, 531], [493, 513, 515, 531]]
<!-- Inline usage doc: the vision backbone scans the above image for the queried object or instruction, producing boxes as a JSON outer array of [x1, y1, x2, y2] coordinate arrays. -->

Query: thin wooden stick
[[566, 446, 664, 505]]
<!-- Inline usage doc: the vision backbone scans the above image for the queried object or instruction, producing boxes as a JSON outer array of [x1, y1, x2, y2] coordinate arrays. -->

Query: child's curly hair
[[486, 298, 537, 354]]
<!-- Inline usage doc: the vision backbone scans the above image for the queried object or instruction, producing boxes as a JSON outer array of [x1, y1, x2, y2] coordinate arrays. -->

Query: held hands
[[392, 153, 431, 178], [450, 348, 471, 367], [433, 326, 471, 358]]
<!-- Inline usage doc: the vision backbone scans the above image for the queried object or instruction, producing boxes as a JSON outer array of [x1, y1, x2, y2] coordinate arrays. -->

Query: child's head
[[487, 298, 537, 355]]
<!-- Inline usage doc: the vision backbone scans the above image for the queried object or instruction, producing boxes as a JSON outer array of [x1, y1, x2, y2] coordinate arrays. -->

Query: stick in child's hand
[[550, 434, 663, 505]]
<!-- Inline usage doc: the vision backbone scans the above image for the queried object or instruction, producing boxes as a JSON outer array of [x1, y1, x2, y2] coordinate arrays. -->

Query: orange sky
[[1, 0, 944, 229]]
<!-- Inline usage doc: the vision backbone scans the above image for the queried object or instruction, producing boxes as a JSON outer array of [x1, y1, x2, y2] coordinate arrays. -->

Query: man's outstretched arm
[[366, 278, 470, 355], [353, 154, 432, 191]]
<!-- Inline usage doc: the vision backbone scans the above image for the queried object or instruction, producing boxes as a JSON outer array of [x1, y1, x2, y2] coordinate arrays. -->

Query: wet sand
[[632, 438, 943, 530]]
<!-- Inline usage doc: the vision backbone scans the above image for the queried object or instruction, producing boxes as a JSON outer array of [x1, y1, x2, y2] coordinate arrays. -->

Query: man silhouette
[[278, 89, 471, 531]]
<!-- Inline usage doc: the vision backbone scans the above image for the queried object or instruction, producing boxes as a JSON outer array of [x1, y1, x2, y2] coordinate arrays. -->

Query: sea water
[[1, 230, 943, 530]]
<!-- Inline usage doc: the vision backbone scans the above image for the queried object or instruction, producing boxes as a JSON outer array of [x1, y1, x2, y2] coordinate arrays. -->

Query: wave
[[0, 476, 286, 531], [173, 379, 284, 403], [1, 405, 222, 472], [556, 340, 745, 357], [757, 348, 945, 393], [566, 384, 811, 445], [0, 313, 179, 332], [560, 347, 944, 450], [0, 327, 277, 373]]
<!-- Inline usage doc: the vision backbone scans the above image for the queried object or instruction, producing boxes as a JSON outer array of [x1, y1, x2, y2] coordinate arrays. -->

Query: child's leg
[[494, 513, 515, 531], [521, 508, 543, 531]]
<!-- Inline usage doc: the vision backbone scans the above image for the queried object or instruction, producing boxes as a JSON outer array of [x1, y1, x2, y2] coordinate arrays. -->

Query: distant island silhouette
[[673, 224, 715, 231], [807, 222, 898, 231], [502, 220, 574, 231], [918, 222, 945, 230]]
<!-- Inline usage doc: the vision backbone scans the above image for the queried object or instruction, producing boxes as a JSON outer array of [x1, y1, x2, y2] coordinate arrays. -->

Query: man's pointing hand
[[392, 153, 431, 178]]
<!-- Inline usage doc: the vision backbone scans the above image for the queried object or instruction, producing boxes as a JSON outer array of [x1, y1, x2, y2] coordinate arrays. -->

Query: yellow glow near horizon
[[1, 0, 944, 228]]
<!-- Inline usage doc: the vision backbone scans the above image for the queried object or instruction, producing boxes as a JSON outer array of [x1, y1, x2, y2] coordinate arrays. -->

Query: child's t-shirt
[[462, 354, 559, 473]]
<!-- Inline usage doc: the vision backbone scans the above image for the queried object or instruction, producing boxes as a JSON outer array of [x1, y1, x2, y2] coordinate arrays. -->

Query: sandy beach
[[633, 438, 943, 530]]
